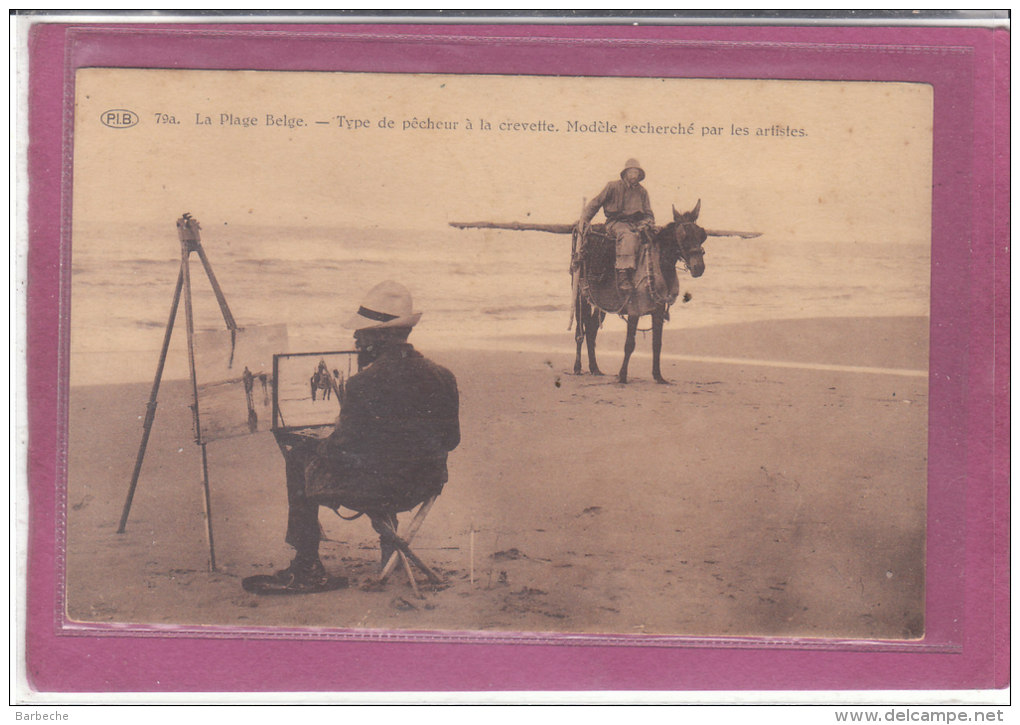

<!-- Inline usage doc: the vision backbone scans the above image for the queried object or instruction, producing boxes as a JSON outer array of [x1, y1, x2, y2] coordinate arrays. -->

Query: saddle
[[575, 226, 680, 317]]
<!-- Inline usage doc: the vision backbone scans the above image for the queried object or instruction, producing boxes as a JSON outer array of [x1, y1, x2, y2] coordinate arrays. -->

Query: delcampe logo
[[101, 109, 139, 128]]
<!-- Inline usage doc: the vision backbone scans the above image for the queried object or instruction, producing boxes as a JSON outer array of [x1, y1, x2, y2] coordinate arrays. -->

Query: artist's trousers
[[283, 445, 324, 560], [282, 443, 444, 561], [606, 220, 642, 270]]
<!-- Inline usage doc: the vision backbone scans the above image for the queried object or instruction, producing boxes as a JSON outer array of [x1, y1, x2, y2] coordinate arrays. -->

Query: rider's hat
[[345, 280, 422, 330], [620, 158, 645, 182]]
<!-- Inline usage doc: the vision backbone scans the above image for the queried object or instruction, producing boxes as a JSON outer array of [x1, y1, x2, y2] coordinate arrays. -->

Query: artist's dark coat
[[303, 344, 460, 514]]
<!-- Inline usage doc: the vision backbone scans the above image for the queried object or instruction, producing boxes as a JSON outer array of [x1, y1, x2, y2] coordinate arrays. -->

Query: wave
[[482, 304, 565, 315], [73, 256, 179, 268], [69, 226, 932, 386]]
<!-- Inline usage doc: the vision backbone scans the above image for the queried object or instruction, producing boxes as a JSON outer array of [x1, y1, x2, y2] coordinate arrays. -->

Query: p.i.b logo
[[101, 109, 139, 128]]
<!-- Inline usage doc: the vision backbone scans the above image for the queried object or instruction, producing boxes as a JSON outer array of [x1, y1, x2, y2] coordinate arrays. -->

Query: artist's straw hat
[[620, 158, 645, 182], [345, 280, 423, 330]]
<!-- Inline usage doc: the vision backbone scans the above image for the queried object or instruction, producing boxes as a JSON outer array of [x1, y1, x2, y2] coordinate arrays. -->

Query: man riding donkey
[[578, 158, 657, 297], [243, 281, 461, 594]]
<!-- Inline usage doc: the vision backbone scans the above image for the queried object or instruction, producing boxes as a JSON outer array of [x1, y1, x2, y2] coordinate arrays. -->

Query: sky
[[72, 69, 934, 246]]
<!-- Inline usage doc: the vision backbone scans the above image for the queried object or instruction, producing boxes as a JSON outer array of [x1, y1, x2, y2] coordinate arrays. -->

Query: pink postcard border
[[24, 22, 1010, 693]]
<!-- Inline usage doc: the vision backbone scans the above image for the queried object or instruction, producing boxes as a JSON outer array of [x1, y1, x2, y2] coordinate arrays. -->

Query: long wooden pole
[[449, 221, 575, 234], [703, 228, 763, 239], [450, 220, 761, 238]]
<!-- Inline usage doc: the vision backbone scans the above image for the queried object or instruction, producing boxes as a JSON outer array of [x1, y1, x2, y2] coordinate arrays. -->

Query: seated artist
[[243, 280, 461, 595]]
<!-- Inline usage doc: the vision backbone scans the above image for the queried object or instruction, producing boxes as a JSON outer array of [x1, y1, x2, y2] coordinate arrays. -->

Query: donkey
[[573, 201, 707, 384], [309, 360, 336, 401]]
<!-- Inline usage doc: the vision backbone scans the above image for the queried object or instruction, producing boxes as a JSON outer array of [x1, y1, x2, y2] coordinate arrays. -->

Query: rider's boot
[[616, 268, 635, 297]]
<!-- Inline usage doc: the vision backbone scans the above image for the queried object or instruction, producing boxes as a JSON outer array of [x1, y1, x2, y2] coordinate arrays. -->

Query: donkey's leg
[[573, 291, 586, 375], [618, 315, 639, 383], [652, 308, 670, 384], [573, 325, 584, 375], [586, 307, 604, 375]]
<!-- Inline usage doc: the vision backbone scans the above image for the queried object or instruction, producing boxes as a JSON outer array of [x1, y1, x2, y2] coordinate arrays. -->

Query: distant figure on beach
[[258, 372, 270, 406], [242, 366, 258, 433], [243, 280, 461, 595], [579, 158, 656, 296], [309, 360, 333, 402]]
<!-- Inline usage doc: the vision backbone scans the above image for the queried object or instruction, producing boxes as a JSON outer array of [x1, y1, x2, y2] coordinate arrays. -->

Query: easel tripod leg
[[193, 242, 237, 331], [199, 442, 217, 571], [182, 242, 218, 572], [118, 265, 185, 534]]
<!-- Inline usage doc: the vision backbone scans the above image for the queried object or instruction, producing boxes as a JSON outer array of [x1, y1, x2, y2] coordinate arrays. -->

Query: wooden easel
[[117, 214, 237, 571]]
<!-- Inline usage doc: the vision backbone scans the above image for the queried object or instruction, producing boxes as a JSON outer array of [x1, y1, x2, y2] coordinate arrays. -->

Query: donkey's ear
[[672, 204, 681, 221], [691, 199, 701, 220]]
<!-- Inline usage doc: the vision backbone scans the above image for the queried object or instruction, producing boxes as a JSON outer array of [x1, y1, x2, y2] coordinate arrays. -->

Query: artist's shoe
[[242, 559, 348, 595]]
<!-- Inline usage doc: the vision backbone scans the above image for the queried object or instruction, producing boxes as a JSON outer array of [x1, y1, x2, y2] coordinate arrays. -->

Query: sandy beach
[[64, 316, 928, 642]]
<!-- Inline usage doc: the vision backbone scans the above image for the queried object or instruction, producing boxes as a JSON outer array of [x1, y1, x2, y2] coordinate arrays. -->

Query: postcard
[[21, 20, 1007, 697], [64, 68, 934, 638]]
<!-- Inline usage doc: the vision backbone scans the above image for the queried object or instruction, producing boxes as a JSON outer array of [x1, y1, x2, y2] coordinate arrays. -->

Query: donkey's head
[[667, 200, 707, 278]]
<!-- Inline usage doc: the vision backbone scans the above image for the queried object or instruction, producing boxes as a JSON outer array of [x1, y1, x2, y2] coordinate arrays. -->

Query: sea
[[68, 222, 931, 386]]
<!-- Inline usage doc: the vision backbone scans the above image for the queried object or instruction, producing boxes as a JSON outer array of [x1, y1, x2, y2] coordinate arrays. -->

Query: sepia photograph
[[62, 68, 935, 641]]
